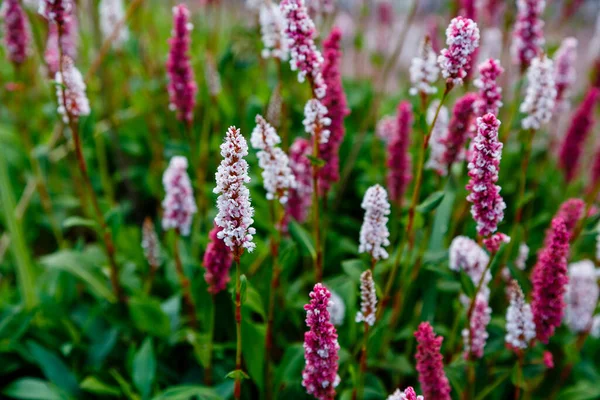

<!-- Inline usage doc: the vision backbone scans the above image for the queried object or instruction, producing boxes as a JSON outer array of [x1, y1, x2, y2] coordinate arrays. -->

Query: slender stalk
[[173, 232, 198, 330], [205, 294, 216, 386], [352, 323, 370, 400], [234, 253, 243, 399], [500, 75, 524, 144], [513, 130, 534, 225], [311, 121, 324, 282], [515, 351, 524, 400]]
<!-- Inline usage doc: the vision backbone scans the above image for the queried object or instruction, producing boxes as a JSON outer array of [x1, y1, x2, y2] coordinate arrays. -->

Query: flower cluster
[[99, 0, 129, 49], [302, 284, 340, 400], [303, 99, 331, 145], [511, 0, 545, 70], [462, 293, 491, 359], [286, 138, 313, 223], [141, 218, 160, 268], [202, 225, 234, 294], [520, 55, 556, 130], [449, 236, 491, 293], [45, 16, 78, 76], [387, 387, 424, 400], [474, 58, 504, 117], [505, 280, 536, 350], [559, 88, 600, 182], [425, 101, 450, 176], [280, 0, 326, 98], [55, 56, 90, 123], [409, 36, 440, 97], [531, 217, 570, 344], [553, 198, 585, 240], [318, 28, 349, 194], [442, 93, 477, 168], [259, 3, 288, 60], [483, 232, 510, 254], [466, 114, 506, 238], [414, 322, 452, 400], [166, 4, 197, 124], [356, 270, 377, 326], [162, 156, 197, 236], [250, 115, 296, 204], [553, 37, 577, 110], [564, 260, 599, 333], [39, 0, 74, 25], [214, 127, 256, 253], [387, 101, 413, 203], [438, 16, 480, 86], [358, 185, 391, 261], [2, 0, 31, 65], [376, 115, 396, 143]]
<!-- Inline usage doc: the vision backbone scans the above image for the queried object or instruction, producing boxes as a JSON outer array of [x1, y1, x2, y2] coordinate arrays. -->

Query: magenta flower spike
[[286, 138, 313, 224], [553, 37, 577, 111], [462, 293, 491, 359], [2, 0, 32, 65], [553, 198, 584, 240], [39, 0, 74, 25], [511, 0, 546, 71], [414, 322, 451, 400], [559, 88, 600, 183], [387, 387, 424, 400], [318, 27, 349, 194], [386, 101, 412, 204], [474, 58, 504, 117], [162, 156, 197, 236], [442, 93, 477, 169], [280, 0, 326, 98], [531, 217, 570, 344], [483, 232, 510, 254], [302, 283, 340, 400], [438, 16, 480, 87], [202, 224, 234, 294], [466, 113, 506, 238], [166, 4, 197, 125]]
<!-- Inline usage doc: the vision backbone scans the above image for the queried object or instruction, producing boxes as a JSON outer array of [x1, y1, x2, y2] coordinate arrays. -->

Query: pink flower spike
[[466, 113, 506, 238], [2, 0, 32, 65], [531, 217, 570, 344], [318, 27, 349, 194], [167, 4, 197, 125], [387, 387, 424, 400], [553, 37, 577, 111], [462, 293, 491, 359], [386, 101, 412, 204], [162, 156, 197, 236], [55, 56, 90, 123], [414, 322, 451, 400], [553, 198, 584, 240], [474, 58, 504, 118], [438, 16, 480, 87], [302, 283, 340, 400], [286, 138, 313, 224], [442, 93, 477, 169], [559, 88, 600, 183], [511, 0, 545, 71], [39, 0, 74, 25], [483, 232, 510, 254], [280, 0, 326, 98], [203, 224, 234, 294], [44, 13, 78, 76]]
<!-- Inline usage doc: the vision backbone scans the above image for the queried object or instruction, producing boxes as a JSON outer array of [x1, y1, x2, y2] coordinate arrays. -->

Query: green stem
[[312, 124, 323, 282], [205, 294, 216, 386], [173, 232, 198, 330], [234, 254, 243, 399]]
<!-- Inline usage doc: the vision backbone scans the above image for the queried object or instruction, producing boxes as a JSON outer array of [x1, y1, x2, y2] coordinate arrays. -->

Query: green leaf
[[80, 376, 121, 397], [458, 271, 475, 298], [3, 378, 66, 400], [489, 242, 509, 279], [288, 221, 316, 260], [306, 155, 325, 167], [240, 274, 247, 304], [133, 339, 156, 400], [151, 386, 220, 400], [128, 297, 171, 338], [341, 259, 364, 281], [225, 369, 250, 380], [558, 381, 600, 400], [62, 217, 97, 229], [26, 341, 79, 395], [416, 191, 445, 213]]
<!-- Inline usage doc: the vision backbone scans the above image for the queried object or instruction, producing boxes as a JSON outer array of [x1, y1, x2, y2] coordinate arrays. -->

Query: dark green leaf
[[288, 221, 316, 260], [417, 191, 445, 213], [3, 378, 66, 400], [80, 376, 121, 397], [128, 297, 171, 338], [132, 338, 156, 400], [26, 342, 79, 395]]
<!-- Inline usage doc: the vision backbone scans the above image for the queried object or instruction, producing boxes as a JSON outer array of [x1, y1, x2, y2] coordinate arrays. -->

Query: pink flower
[[318, 27, 349, 194], [386, 101, 412, 204], [2, 0, 31, 65], [44, 13, 78, 76], [466, 114, 506, 238], [387, 387, 424, 400], [511, 0, 545, 71], [286, 138, 313, 224], [438, 16, 480, 86], [505, 280, 536, 350], [553, 198, 584, 240], [166, 4, 197, 125], [302, 283, 340, 400], [483, 232, 510, 254], [553, 37, 577, 111], [442, 93, 477, 168], [531, 217, 570, 344], [162, 156, 197, 236], [202, 224, 233, 294], [355, 269, 377, 325], [559, 88, 600, 183], [141, 218, 160, 268], [543, 351, 554, 368], [474, 58, 504, 117], [280, 0, 326, 98], [414, 322, 451, 400], [55, 55, 90, 123], [462, 293, 491, 359], [39, 0, 74, 25], [376, 0, 394, 27]]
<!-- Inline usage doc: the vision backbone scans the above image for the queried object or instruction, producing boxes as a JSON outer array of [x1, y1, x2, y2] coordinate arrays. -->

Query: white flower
[[55, 56, 90, 123], [259, 3, 288, 60], [449, 236, 491, 294], [409, 36, 439, 96], [425, 101, 450, 176], [250, 115, 296, 204], [99, 0, 129, 49], [520, 55, 556, 130], [327, 289, 346, 326], [553, 37, 577, 111], [303, 99, 331, 145], [214, 127, 257, 253], [355, 270, 377, 326], [376, 115, 396, 143], [162, 156, 197, 236], [505, 280, 536, 349], [591, 315, 600, 338], [358, 184, 391, 260], [564, 260, 599, 333], [479, 27, 503, 61], [438, 16, 480, 86]]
